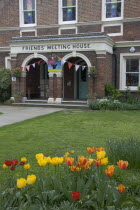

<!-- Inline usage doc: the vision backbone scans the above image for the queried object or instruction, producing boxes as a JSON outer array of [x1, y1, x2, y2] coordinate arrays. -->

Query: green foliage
[[105, 83, 115, 96], [106, 138, 140, 169], [89, 99, 140, 110], [13, 68, 21, 77], [4, 99, 14, 105], [0, 68, 11, 102]]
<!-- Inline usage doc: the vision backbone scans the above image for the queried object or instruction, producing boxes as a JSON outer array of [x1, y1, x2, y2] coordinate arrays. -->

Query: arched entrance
[[21, 54, 49, 99], [26, 58, 49, 99], [63, 56, 89, 100]]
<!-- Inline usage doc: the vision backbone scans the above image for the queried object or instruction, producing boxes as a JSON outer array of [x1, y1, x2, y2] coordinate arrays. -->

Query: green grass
[[0, 110, 140, 163]]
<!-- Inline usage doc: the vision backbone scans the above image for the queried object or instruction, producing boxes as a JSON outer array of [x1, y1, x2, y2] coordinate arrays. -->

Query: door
[[77, 67, 88, 99]]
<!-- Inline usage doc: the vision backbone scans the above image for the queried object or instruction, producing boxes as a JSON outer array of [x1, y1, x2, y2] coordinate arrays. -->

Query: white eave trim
[[115, 41, 140, 47], [0, 47, 10, 52]]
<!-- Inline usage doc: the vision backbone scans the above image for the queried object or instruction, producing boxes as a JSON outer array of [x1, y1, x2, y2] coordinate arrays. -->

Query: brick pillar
[[48, 72, 54, 103], [11, 55, 18, 96], [55, 71, 63, 103], [48, 71, 63, 104], [95, 53, 113, 98]]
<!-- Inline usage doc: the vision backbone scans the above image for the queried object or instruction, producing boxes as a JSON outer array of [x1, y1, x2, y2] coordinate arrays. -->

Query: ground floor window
[[120, 55, 140, 91]]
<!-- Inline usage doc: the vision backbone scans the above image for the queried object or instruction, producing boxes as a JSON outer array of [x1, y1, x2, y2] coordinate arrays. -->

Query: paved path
[[0, 105, 63, 127]]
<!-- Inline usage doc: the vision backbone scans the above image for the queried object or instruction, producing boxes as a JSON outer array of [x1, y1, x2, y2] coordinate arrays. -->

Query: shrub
[[106, 138, 140, 169], [0, 68, 11, 102], [89, 99, 140, 111]]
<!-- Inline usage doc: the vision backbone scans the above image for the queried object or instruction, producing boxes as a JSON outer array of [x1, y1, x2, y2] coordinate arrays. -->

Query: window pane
[[63, 0, 76, 7], [23, 0, 35, 10], [106, 3, 121, 18], [126, 73, 139, 86], [63, 7, 76, 21], [24, 11, 35, 24], [126, 59, 139, 72]]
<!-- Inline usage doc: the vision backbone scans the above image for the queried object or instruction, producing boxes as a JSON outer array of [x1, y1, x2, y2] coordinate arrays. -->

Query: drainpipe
[[113, 46, 117, 89]]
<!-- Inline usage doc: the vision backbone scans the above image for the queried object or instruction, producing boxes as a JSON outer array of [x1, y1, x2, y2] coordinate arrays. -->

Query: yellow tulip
[[101, 157, 109, 165], [2, 164, 8, 169], [50, 157, 60, 166], [70, 150, 75, 154], [96, 151, 106, 159], [57, 157, 64, 164], [35, 153, 44, 160], [17, 178, 27, 189], [37, 159, 47, 166], [21, 157, 27, 162], [44, 156, 51, 164], [24, 163, 31, 170], [27, 174, 36, 185]]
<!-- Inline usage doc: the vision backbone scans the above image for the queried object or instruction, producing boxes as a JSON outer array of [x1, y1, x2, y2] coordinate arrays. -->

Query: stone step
[[13, 102, 89, 110]]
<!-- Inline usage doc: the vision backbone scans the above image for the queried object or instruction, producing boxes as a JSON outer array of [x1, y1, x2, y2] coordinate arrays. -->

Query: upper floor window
[[103, 0, 123, 21], [59, 0, 77, 24], [20, 0, 36, 26]]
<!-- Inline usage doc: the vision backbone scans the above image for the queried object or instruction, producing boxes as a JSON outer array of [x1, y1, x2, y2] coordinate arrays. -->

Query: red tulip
[[10, 166, 15, 171], [4, 160, 12, 166], [71, 191, 81, 200], [20, 161, 26, 166], [11, 159, 18, 166]]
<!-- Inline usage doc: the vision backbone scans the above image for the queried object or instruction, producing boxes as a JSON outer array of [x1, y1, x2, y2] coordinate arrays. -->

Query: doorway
[[26, 58, 49, 99], [63, 57, 88, 100]]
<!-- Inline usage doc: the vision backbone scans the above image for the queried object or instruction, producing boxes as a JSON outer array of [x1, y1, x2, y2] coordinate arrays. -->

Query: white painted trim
[[115, 41, 140, 48], [61, 52, 92, 67], [5, 56, 11, 69], [21, 53, 47, 73], [20, 29, 37, 37], [19, 0, 36, 27], [58, 26, 77, 35], [59, 0, 77, 25], [102, 23, 123, 37], [102, 0, 124, 21], [120, 53, 140, 91], [0, 47, 10, 52]]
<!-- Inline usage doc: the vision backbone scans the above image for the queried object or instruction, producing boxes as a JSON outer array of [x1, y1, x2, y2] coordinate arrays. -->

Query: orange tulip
[[96, 147, 105, 152], [65, 157, 74, 166], [83, 161, 91, 170], [105, 165, 115, 177], [118, 184, 126, 193], [87, 147, 95, 153], [93, 159, 101, 167], [117, 160, 128, 170], [70, 166, 81, 171], [78, 156, 88, 165]]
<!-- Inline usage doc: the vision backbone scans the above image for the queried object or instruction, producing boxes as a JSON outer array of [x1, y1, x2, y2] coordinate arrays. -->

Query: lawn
[[0, 110, 140, 208], [0, 110, 140, 162]]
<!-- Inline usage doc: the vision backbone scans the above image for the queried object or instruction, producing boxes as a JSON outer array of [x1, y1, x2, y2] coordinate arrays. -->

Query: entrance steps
[[13, 99, 89, 109]]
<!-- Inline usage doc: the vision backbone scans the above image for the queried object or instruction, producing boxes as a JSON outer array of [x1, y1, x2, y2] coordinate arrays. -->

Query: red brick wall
[[37, 28, 58, 36], [0, 31, 20, 47], [78, 25, 101, 33], [60, 29, 76, 35], [0, 52, 9, 67], [104, 26, 121, 34], [124, 0, 140, 18]]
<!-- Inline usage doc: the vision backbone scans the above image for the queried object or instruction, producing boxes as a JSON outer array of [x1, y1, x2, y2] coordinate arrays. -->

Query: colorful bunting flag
[[75, 64, 80, 71], [26, 65, 30, 71], [68, 62, 73, 69], [32, 63, 36, 68], [37, 61, 41, 65], [82, 66, 85, 71]]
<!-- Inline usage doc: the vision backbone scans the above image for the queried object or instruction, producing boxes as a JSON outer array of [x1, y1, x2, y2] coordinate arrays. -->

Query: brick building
[[0, 0, 140, 103]]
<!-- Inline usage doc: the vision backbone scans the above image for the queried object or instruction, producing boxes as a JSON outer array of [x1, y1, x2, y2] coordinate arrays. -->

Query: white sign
[[12, 77, 16, 81]]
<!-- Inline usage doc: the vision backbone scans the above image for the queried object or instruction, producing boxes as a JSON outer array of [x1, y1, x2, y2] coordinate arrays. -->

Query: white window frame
[[59, 0, 78, 25], [5, 57, 11, 70], [19, 0, 36, 27], [58, 26, 77, 35], [101, 23, 123, 36], [102, 0, 124, 21], [120, 53, 140, 91]]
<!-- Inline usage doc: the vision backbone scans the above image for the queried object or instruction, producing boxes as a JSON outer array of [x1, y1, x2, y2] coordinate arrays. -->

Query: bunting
[[68, 62, 73, 70], [18, 54, 95, 73]]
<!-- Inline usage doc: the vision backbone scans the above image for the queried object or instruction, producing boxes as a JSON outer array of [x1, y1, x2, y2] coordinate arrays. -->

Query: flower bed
[[1, 147, 129, 209]]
